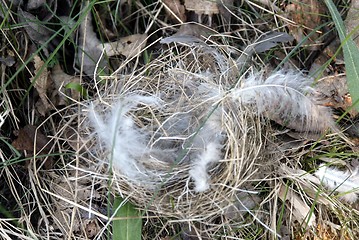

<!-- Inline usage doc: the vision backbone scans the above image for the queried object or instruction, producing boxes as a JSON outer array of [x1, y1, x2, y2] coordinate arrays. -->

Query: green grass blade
[[113, 197, 142, 240], [64, 82, 88, 99], [324, 0, 359, 111]]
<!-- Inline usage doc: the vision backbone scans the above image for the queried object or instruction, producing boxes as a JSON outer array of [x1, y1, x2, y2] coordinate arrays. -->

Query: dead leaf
[[252, 31, 294, 53], [77, 5, 105, 77], [12, 125, 51, 153], [184, 0, 219, 25], [217, 0, 234, 23], [84, 219, 100, 238], [285, 0, 324, 50], [224, 191, 261, 221], [26, 0, 47, 10], [345, 0, 359, 47], [278, 183, 316, 228], [184, 0, 219, 15], [102, 34, 148, 58], [63, 126, 86, 152], [161, 24, 217, 44], [163, 0, 186, 23], [17, 8, 53, 42], [78, 5, 147, 77], [314, 223, 348, 240], [50, 174, 102, 236], [0, 56, 15, 67], [51, 64, 82, 104], [31, 55, 54, 116], [236, 32, 295, 69], [315, 75, 358, 117]]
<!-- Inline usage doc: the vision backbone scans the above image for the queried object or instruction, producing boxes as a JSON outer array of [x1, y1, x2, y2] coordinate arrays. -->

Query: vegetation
[[0, 0, 358, 239]]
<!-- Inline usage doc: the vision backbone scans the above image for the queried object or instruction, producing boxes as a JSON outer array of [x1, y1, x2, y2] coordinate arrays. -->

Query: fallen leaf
[[84, 219, 100, 238], [51, 64, 82, 104], [218, 0, 234, 23], [252, 31, 294, 53], [50, 174, 102, 236], [63, 126, 87, 152], [12, 125, 51, 153], [18, 8, 53, 42], [26, 0, 47, 10], [31, 55, 54, 116], [184, 0, 219, 15], [161, 24, 217, 44], [0, 56, 15, 67], [315, 75, 358, 117], [344, 0, 359, 47], [184, 0, 219, 25], [102, 33, 148, 59], [163, 0, 186, 23], [285, 0, 324, 50], [77, 5, 106, 77], [314, 223, 348, 240], [236, 32, 295, 69], [77, 6, 147, 77], [12, 124, 53, 168]]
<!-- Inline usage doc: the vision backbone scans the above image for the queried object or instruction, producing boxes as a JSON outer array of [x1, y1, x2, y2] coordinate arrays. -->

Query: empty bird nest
[[55, 41, 357, 238]]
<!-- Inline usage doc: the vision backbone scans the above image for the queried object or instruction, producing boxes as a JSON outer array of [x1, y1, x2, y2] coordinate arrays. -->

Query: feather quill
[[230, 71, 335, 133], [314, 164, 359, 203]]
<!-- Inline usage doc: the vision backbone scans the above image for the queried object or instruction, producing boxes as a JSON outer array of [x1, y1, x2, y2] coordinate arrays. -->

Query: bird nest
[[60, 43, 340, 237]]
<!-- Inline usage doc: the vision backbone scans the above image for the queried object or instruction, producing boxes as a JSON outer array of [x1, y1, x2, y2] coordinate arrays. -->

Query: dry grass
[[1, 0, 358, 239]]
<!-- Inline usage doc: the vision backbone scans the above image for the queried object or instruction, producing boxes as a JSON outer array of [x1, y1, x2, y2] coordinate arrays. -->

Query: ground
[[0, 0, 359, 239]]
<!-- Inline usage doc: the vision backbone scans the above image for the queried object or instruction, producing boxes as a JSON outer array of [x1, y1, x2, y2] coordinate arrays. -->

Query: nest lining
[[72, 44, 338, 236]]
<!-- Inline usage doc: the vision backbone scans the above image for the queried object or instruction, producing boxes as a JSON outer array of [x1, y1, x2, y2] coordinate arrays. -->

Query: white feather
[[230, 71, 335, 133], [314, 164, 359, 203], [189, 142, 223, 192], [88, 95, 160, 182], [189, 109, 224, 192]]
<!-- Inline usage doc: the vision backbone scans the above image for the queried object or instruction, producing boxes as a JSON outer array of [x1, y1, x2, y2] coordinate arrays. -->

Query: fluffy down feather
[[189, 109, 224, 192], [87, 71, 337, 192], [88, 95, 160, 183], [314, 164, 359, 203], [230, 71, 335, 133]]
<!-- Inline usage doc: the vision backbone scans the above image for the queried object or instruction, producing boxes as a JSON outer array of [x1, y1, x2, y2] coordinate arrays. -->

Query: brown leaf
[[12, 125, 51, 153], [285, 0, 324, 50], [31, 55, 54, 116], [163, 0, 186, 23], [345, 0, 359, 47], [50, 64, 81, 104], [252, 32, 294, 53], [184, 0, 219, 25], [184, 0, 219, 15], [50, 174, 102, 235], [102, 34, 148, 58], [63, 127, 85, 152], [18, 8, 53, 42], [84, 219, 100, 238], [315, 75, 358, 117], [217, 0, 234, 23], [78, 6, 147, 76]]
